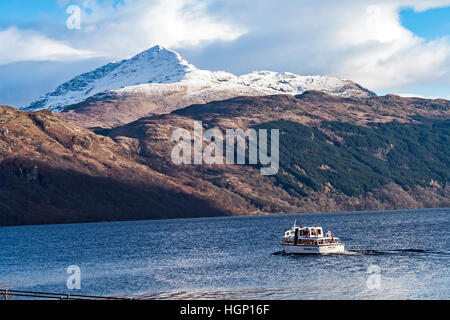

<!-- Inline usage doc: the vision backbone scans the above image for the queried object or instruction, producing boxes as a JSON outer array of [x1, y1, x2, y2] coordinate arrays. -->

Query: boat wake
[[272, 250, 355, 256], [274, 248, 449, 256], [342, 249, 448, 256]]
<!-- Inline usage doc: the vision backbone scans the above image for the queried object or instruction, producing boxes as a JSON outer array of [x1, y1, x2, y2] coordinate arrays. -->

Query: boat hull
[[281, 243, 345, 254]]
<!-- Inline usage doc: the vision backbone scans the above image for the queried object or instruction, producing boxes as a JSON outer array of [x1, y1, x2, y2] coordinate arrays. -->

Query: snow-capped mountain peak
[[24, 45, 200, 111], [24, 45, 376, 112], [127, 45, 196, 74]]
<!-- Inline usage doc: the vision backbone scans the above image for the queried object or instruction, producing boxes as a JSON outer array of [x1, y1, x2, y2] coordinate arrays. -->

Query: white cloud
[[401, 0, 450, 11], [0, 27, 99, 65], [1, 0, 449, 98], [67, 0, 246, 58], [0, 0, 245, 65], [184, 0, 450, 95], [321, 2, 450, 90]]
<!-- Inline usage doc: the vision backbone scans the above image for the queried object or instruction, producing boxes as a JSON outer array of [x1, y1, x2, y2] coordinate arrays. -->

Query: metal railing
[[0, 289, 130, 300]]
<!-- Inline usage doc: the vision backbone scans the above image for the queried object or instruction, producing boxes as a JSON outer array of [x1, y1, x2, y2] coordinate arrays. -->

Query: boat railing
[[282, 236, 341, 245]]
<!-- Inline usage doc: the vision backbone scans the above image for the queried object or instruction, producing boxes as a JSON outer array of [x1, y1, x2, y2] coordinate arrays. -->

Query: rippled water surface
[[0, 208, 449, 299]]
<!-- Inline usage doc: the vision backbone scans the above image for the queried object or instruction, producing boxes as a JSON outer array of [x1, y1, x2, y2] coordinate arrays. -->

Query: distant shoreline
[[1, 206, 448, 228]]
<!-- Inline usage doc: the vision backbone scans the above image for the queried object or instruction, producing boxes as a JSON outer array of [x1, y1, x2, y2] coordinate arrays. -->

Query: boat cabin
[[281, 222, 345, 253], [282, 225, 341, 245], [284, 226, 323, 238]]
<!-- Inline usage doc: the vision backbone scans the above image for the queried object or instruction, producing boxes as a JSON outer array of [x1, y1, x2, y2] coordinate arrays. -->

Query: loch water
[[0, 208, 449, 299]]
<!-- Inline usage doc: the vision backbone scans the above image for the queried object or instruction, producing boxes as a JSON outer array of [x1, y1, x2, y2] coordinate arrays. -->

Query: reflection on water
[[0, 207, 449, 299]]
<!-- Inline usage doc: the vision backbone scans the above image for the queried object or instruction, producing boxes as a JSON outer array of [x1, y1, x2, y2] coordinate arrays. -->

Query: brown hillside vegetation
[[0, 106, 236, 225], [105, 92, 449, 218], [58, 89, 450, 129], [1, 91, 449, 225]]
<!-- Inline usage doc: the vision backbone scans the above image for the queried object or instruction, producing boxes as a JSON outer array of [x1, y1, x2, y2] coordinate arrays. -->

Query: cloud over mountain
[[181, 0, 450, 94], [0, 27, 99, 64], [0, 0, 449, 104]]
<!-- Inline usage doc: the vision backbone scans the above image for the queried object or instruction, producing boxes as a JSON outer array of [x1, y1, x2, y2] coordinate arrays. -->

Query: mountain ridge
[[23, 45, 376, 119], [1, 90, 449, 225]]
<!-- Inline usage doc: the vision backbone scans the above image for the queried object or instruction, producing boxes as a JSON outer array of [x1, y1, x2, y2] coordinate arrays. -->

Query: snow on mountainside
[[24, 45, 376, 112]]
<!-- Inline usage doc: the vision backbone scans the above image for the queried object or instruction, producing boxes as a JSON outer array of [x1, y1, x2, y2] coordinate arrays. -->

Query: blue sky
[[400, 6, 450, 40], [0, 0, 449, 107], [0, 1, 62, 27]]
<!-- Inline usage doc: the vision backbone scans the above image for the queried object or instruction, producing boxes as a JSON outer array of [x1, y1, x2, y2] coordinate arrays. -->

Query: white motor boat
[[281, 221, 345, 254]]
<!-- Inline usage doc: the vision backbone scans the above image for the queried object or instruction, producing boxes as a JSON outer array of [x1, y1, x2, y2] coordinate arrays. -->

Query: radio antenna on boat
[[293, 219, 296, 227]]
